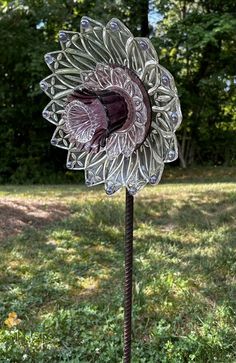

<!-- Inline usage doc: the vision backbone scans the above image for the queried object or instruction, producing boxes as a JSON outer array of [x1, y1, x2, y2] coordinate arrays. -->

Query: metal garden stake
[[40, 17, 182, 362]]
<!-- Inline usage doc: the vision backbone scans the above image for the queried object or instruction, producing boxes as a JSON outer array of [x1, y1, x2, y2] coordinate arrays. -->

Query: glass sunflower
[[40, 17, 182, 195]]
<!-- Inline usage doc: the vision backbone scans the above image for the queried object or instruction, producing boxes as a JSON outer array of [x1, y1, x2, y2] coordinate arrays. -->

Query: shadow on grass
[[1, 188, 236, 305], [0, 186, 236, 362]]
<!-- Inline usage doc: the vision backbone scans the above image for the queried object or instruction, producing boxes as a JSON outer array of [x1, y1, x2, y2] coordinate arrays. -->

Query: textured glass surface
[[41, 17, 182, 195]]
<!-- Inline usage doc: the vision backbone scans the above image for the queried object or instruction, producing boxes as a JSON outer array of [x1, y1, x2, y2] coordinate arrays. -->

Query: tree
[[153, 0, 236, 166]]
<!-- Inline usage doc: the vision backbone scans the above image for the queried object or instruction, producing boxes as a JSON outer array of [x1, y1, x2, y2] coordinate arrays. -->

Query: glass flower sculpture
[[40, 17, 182, 195]]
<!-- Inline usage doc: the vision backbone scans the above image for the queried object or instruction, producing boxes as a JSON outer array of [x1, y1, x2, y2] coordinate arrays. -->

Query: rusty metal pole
[[123, 189, 134, 363]]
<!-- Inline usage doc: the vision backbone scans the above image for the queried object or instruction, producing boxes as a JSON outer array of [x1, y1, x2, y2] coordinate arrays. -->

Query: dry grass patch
[[0, 197, 70, 240]]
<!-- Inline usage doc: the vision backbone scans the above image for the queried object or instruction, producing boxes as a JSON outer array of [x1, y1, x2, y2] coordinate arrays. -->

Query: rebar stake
[[123, 189, 134, 363]]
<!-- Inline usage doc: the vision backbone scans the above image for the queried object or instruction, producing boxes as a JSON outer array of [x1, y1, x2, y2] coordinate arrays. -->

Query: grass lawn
[[0, 167, 236, 362]]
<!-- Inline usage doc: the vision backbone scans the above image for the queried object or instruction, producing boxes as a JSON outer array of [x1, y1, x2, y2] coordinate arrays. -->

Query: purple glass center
[[67, 89, 128, 151], [64, 64, 152, 154]]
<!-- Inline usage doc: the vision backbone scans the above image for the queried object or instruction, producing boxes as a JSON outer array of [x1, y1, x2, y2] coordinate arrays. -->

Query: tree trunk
[[178, 141, 187, 168], [140, 0, 150, 37]]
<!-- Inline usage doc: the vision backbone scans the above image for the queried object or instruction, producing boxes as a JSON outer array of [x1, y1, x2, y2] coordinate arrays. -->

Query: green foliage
[[0, 173, 236, 361], [153, 0, 236, 166]]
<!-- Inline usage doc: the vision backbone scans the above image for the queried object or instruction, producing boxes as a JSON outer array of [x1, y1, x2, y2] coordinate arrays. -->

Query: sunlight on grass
[[0, 171, 236, 362]]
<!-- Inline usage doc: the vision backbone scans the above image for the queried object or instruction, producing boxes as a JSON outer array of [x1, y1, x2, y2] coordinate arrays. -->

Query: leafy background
[[0, 0, 236, 184]]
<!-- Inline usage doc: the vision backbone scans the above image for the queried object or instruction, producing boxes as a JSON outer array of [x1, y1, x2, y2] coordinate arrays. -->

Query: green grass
[[0, 167, 236, 362]]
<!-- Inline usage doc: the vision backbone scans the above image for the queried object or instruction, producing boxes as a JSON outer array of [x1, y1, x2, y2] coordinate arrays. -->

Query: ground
[[0, 167, 236, 362]]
